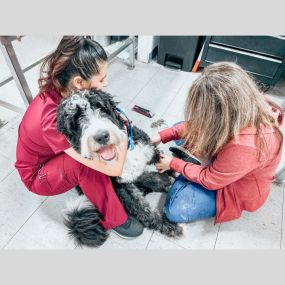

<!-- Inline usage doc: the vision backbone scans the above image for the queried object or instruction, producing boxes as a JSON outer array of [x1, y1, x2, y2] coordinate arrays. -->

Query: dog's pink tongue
[[97, 145, 116, 161]]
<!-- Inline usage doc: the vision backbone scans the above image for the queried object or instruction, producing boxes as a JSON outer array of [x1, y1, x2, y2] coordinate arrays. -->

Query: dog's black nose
[[93, 130, 110, 144]]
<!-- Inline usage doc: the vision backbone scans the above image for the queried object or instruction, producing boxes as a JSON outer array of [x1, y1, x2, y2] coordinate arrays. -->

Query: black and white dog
[[57, 89, 183, 247]]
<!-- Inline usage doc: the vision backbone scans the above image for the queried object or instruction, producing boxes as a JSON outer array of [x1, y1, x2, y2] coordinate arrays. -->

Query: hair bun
[[58, 36, 85, 55]]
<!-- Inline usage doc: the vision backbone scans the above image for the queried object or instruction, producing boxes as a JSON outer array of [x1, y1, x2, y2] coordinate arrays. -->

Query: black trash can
[[157, 36, 204, 72]]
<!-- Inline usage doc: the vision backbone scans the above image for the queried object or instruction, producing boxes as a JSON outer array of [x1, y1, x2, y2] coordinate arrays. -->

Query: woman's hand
[[151, 133, 162, 146], [156, 154, 173, 173]]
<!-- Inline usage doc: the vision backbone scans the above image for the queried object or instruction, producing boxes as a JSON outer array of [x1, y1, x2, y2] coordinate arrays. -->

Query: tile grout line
[[168, 237, 189, 250], [160, 80, 188, 118], [109, 61, 162, 108], [2, 197, 49, 249], [0, 168, 15, 184], [160, 73, 202, 119], [146, 230, 187, 250], [213, 223, 221, 249], [145, 230, 155, 249], [0, 115, 21, 137], [125, 72, 186, 121], [125, 67, 164, 110]]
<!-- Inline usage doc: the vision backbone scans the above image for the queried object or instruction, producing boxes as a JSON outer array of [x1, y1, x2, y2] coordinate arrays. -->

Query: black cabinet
[[200, 36, 285, 85]]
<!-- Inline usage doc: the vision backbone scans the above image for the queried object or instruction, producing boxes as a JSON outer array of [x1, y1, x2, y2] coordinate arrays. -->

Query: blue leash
[[115, 107, 135, 151]]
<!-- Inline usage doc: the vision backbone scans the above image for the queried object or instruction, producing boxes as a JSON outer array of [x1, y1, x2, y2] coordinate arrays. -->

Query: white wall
[[137, 36, 159, 63]]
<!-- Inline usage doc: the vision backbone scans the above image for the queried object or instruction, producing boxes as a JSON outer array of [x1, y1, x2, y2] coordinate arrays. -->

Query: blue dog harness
[[115, 107, 135, 151]]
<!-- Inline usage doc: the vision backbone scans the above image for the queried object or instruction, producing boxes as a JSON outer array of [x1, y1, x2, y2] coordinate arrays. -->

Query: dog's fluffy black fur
[[57, 89, 183, 247]]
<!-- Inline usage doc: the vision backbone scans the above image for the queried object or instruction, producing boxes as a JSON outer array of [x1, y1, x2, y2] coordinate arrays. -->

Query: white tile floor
[[1, 36, 285, 249]]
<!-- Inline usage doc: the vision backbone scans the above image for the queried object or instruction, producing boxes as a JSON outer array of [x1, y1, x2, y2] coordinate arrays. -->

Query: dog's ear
[[57, 99, 76, 138], [87, 89, 117, 111], [57, 94, 90, 149], [87, 90, 125, 129]]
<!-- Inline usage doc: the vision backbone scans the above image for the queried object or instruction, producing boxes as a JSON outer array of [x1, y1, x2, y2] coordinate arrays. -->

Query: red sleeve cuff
[[159, 129, 172, 144], [159, 123, 185, 144], [170, 157, 203, 184], [170, 157, 188, 172]]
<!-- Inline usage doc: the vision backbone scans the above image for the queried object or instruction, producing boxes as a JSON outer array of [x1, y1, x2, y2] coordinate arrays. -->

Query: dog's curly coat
[[57, 89, 183, 247]]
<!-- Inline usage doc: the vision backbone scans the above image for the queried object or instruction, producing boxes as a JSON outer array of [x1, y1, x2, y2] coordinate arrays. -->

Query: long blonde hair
[[183, 62, 283, 161]]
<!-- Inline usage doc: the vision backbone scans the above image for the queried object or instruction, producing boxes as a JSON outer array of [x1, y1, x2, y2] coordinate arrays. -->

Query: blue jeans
[[164, 175, 216, 223]]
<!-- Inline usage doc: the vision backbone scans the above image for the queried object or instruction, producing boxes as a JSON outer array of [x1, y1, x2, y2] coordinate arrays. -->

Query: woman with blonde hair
[[151, 62, 283, 224]]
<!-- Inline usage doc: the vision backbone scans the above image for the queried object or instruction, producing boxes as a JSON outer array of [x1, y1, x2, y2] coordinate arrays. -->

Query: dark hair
[[38, 36, 108, 94]]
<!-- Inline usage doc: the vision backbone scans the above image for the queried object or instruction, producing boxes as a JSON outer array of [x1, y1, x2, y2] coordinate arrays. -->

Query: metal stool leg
[[0, 41, 33, 107], [128, 36, 136, 70]]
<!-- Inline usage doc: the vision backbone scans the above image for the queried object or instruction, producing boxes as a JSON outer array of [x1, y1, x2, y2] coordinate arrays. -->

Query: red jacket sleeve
[[169, 144, 259, 190], [41, 101, 70, 155], [159, 123, 185, 143]]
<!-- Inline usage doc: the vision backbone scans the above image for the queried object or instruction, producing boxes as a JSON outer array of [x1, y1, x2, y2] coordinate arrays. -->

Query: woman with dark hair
[[15, 36, 143, 240]]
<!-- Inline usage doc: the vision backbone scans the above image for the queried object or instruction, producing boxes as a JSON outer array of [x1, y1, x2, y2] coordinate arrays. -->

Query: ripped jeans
[[164, 175, 216, 223]]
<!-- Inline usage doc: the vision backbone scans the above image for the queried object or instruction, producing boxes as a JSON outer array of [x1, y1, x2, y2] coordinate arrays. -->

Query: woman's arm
[[169, 144, 259, 190], [158, 123, 185, 144], [151, 122, 185, 145], [64, 137, 129, 177]]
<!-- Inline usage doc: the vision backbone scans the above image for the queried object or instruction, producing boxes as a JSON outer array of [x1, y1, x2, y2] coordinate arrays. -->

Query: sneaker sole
[[112, 229, 144, 240]]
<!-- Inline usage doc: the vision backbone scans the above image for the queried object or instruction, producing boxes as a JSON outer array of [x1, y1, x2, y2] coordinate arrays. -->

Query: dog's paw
[[160, 217, 184, 238]]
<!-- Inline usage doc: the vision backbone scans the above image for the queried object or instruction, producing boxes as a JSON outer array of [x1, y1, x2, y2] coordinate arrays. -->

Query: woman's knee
[[164, 178, 216, 223], [164, 199, 190, 223], [164, 198, 215, 224]]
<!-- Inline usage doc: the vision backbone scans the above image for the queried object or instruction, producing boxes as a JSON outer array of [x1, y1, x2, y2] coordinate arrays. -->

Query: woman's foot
[[112, 216, 144, 239]]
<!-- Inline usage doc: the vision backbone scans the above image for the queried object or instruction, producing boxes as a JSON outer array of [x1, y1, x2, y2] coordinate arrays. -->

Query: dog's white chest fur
[[119, 143, 154, 183]]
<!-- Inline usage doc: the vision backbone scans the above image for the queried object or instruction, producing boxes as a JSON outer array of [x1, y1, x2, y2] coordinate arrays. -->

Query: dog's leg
[[63, 195, 109, 247], [134, 171, 175, 195], [114, 183, 183, 238]]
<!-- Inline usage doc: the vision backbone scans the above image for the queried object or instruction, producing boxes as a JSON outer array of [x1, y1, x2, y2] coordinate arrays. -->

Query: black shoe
[[169, 146, 201, 165], [112, 216, 144, 239]]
